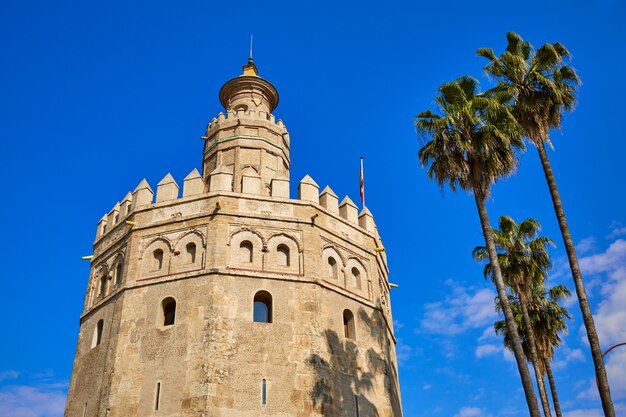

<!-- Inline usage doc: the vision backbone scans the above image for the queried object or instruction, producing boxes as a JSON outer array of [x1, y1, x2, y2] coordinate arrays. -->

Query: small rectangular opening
[[355, 395, 360, 417], [155, 382, 161, 411], [262, 378, 267, 405]]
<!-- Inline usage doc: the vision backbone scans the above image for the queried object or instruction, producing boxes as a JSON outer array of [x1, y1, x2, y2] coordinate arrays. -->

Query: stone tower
[[65, 58, 403, 417]]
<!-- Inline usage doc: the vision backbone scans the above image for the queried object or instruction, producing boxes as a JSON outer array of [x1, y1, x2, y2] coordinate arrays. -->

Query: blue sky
[[1, 1, 625, 416]]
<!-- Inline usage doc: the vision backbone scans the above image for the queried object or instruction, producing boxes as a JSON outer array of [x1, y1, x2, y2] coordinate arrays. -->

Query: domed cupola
[[218, 57, 279, 114]]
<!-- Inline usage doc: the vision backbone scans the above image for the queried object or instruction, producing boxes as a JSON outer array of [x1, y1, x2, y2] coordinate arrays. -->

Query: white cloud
[[478, 326, 496, 342], [607, 226, 626, 239], [419, 281, 497, 336], [573, 237, 626, 402], [564, 402, 626, 417], [562, 408, 604, 417], [422, 384, 432, 391], [0, 384, 67, 417], [576, 236, 597, 254], [475, 343, 501, 358], [454, 406, 493, 417], [578, 239, 626, 276], [552, 346, 586, 371]]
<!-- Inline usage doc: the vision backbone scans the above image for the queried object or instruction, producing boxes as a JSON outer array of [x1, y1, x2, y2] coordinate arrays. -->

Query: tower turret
[[65, 58, 403, 417], [202, 59, 290, 196]]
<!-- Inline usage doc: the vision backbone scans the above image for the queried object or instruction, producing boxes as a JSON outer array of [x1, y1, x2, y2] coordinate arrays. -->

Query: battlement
[[95, 171, 377, 241], [205, 108, 288, 138]]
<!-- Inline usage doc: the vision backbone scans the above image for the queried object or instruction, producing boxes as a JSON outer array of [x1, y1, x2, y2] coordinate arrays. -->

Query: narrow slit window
[[82, 402, 87, 417], [253, 291, 272, 323], [155, 382, 161, 411], [262, 378, 267, 405], [99, 276, 107, 298], [92, 319, 104, 348], [355, 395, 360, 417], [162, 298, 176, 326], [343, 309, 355, 340], [240, 241, 253, 263], [328, 257, 338, 280], [115, 263, 123, 286], [276, 244, 290, 267], [186, 243, 197, 264], [153, 249, 164, 271]]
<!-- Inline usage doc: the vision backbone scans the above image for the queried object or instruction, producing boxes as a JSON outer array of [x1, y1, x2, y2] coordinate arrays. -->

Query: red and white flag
[[360, 157, 365, 207]]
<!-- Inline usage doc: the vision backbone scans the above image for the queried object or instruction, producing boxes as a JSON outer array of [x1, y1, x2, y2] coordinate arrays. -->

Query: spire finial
[[242, 35, 258, 76], [249, 34, 253, 62]]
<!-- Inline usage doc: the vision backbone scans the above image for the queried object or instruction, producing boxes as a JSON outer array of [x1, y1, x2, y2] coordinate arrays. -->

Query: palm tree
[[477, 33, 615, 416], [533, 285, 571, 417], [474, 216, 555, 417], [495, 284, 571, 417], [415, 76, 541, 417]]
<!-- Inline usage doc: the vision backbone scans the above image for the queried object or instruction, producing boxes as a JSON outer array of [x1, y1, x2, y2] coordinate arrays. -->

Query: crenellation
[[183, 169, 204, 197], [339, 196, 359, 223], [156, 173, 179, 203], [132, 179, 154, 209], [358, 207, 376, 232], [97, 214, 108, 238], [319, 186, 339, 214], [298, 175, 319, 203], [271, 177, 289, 198], [120, 192, 132, 217], [107, 202, 121, 227]]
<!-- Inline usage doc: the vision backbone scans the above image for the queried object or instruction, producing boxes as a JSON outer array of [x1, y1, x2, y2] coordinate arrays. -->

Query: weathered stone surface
[[65, 60, 403, 417]]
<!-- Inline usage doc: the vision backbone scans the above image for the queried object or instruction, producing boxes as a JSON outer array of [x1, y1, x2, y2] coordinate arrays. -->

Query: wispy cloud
[[607, 224, 626, 239], [0, 370, 67, 417], [454, 406, 494, 417], [475, 343, 501, 358], [576, 236, 597, 254], [419, 280, 497, 336], [0, 384, 67, 417]]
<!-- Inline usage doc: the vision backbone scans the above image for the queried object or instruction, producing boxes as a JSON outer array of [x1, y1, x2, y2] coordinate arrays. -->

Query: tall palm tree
[[477, 33, 615, 416], [474, 216, 554, 417], [415, 76, 541, 417], [495, 284, 571, 417]]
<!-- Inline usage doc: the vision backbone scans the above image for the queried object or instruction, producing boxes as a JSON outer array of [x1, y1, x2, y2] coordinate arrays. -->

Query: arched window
[[186, 242, 197, 264], [351, 267, 362, 290], [343, 309, 355, 340], [240, 241, 253, 263], [153, 249, 164, 271], [253, 291, 272, 323], [115, 263, 123, 287], [99, 276, 107, 298], [92, 319, 104, 347], [276, 244, 290, 267], [328, 257, 338, 280], [162, 298, 176, 326]]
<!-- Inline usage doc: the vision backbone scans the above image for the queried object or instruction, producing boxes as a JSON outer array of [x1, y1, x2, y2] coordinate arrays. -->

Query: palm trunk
[[536, 141, 615, 417], [519, 292, 552, 417], [474, 193, 542, 417], [545, 358, 562, 417]]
